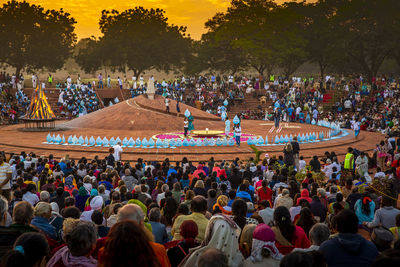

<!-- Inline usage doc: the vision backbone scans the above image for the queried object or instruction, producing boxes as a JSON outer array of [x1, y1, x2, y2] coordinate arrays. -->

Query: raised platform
[[0, 95, 384, 162]]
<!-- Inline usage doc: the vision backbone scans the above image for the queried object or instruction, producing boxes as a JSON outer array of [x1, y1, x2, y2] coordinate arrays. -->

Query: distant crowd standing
[[56, 77, 101, 119], [0, 129, 400, 266]]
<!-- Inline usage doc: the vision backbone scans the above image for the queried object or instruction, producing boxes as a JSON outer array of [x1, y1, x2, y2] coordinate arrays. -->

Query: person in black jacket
[[291, 137, 300, 170], [310, 195, 327, 222], [309, 156, 321, 172], [229, 168, 242, 189], [106, 147, 115, 168]]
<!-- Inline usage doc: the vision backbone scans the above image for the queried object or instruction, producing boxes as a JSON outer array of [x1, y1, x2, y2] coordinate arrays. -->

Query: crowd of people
[[0, 130, 399, 266], [56, 80, 101, 119], [0, 84, 29, 125]]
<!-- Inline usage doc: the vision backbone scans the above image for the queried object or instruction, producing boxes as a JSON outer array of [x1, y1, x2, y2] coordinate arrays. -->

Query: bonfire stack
[[26, 84, 55, 120]]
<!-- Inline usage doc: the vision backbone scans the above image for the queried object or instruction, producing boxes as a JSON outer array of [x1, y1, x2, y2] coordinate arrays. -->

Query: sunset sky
[[11, 0, 305, 40]]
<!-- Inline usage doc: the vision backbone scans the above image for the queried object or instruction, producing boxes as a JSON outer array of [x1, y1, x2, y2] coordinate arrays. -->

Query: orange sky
[[5, 0, 309, 40]]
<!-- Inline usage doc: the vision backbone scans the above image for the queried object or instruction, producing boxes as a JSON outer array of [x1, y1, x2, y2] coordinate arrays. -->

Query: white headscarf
[[180, 214, 244, 267]]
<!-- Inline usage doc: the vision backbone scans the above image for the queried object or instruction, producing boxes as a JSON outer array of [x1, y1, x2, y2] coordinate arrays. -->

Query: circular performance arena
[[0, 95, 382, 162]]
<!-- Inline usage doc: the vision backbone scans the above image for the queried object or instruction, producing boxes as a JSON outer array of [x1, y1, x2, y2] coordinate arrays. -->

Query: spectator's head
[[208, 189, 217, 199], [336, 192, 343, 202], [65, 223, 97, 257], [334, 209, 358, 234], [39, 191, 50, 202], [274, 206, 294, 242], [62, 218, 80, 240], [91, 210, 104, 225], [317, 188, 326, 198], [228, 190, 236, 200], [148, 207, 161, 222], [309, 223, 330, 246], [90, 196, 103, 211], [381, 195, 394, 207], [117, 204, 145, 226], [190, 196, 208, 213], [64, 196, 75, 207], [371, 226, 394, 252], [34, 202, 52, 219], [63, 206, 81, 219], [101, 220, 159, 266], [180, 219, 198, 239], [1, 233, 49, 267], [194, 180, 205, 189], [161, 184, 170, 193], [259, 200, 271, 209], [198, 248, 229, 267]]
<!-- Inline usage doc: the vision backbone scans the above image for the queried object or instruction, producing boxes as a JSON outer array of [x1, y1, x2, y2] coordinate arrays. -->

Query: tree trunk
[[318, 61, 325, 80], [15, 66, 21, 81], [133, 69, 142, 78]]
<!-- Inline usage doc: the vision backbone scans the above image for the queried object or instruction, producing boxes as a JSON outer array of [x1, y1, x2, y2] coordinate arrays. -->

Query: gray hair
[[161, 184, 170, 193], [198, 248, 228, 267], [317, 188, 326, 197], [34, 202, 52, 217], [148, 207, 161, 222], [66, 222, 97, 256], [0, 196, 8, 218], [40, 191, 50, 202], [309, 223, 330, 246], [117, 204, 145, 224]]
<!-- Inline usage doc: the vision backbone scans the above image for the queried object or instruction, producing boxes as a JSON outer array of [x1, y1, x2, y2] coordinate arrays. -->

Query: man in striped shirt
[[0, 154, 12, 201]]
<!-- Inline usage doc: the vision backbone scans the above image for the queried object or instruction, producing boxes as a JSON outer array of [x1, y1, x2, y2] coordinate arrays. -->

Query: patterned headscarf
[[250, 223, 283, 262], [179, 214, 243, 267]]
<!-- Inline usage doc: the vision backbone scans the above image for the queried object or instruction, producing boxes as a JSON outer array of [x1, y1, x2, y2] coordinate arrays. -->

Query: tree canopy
[[192, 0, 400, 80], [76, 7, 191, 77], [0, 0, 77, 77]]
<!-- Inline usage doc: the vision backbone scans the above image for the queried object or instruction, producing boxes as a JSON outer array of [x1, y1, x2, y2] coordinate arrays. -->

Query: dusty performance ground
[[0, 95, 384, 162]]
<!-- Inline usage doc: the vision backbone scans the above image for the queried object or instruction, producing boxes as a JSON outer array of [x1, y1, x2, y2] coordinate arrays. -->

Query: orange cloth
[[97, 240, 171, 267], [150, 241, 171, 267]]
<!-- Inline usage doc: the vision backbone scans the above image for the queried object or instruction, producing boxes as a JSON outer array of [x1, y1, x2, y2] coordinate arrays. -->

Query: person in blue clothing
[[180, 173, 190, 189], [236, 184, 252, 202], [167, 165, 177, 178], [305, 113, 311, 124], [287, 105, 294, 122], [31, 202, 58, 241], [298, 111, 305, 123], [354, 194, 375, 224], [149, 207, 169, 244], [98, 173, 113, 191]]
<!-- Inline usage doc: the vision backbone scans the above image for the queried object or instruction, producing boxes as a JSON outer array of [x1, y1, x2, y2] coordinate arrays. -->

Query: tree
[[0, 0, 76, 78], [94, 7, 191, 77], [197, 30, 247, 75], [272, 2, 308, 78], [334, 0, 400, 81], [75, 37, 114, 75], [303, 0, 341, 79]]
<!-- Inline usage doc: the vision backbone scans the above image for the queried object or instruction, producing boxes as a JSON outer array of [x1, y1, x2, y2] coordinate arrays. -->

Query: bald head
[[117, 204, 144, 225]]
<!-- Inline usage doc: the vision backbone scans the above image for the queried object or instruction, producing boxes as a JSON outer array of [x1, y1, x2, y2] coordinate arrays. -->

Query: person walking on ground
[[234, 124, 242, 147]]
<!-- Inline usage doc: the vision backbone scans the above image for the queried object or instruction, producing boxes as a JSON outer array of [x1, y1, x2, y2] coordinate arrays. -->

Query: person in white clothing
[[299, 156, 306, 170], [0, 154, 12, 200], [132, 76, 137, 89], [113, 142, 123, 161], [32, 74, 37, 88]]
